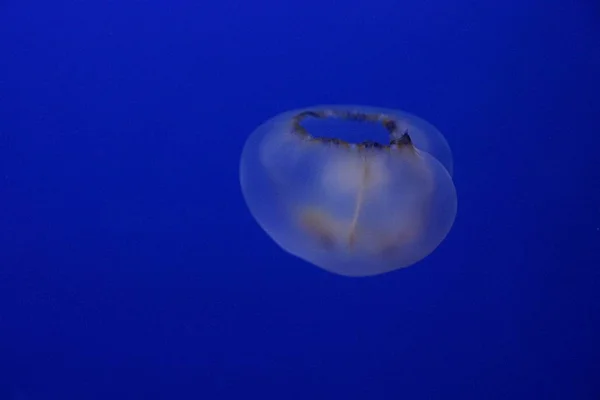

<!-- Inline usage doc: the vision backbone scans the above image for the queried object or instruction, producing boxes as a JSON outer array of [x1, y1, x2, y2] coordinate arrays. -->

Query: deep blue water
[[1, 0, 599, 399]]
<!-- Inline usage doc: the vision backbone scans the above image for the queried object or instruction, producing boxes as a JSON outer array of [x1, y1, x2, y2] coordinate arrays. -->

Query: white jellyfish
[[240, 105, 457, 277]]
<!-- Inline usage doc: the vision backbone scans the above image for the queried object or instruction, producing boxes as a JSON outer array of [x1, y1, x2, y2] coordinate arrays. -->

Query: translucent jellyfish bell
[[240, 105, 457, 277]]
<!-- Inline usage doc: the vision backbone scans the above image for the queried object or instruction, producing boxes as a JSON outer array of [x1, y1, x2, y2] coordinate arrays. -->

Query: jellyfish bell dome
[[240, 105, 457, 277]]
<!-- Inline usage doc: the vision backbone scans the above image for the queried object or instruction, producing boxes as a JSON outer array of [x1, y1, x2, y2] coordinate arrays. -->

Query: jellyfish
[[240, 105, 457, 277]]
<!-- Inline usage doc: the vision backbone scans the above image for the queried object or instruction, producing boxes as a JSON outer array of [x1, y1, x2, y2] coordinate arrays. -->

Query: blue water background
[[1, 0, 599, 398]]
